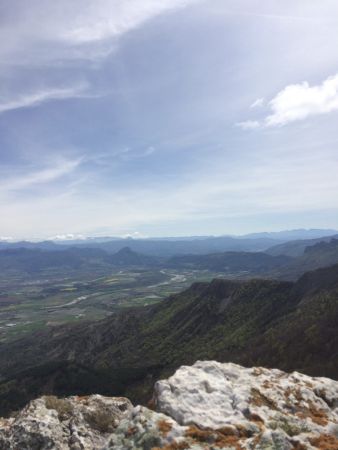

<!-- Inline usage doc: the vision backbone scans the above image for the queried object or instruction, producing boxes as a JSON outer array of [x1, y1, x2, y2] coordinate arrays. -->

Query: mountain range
[[1, 237, 338, 280], [1, 228, 337, 257], [266, 233, 338, 257]]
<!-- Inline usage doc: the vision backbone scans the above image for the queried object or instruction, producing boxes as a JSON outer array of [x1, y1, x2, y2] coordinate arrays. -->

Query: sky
[[0, 0, 338, 239]]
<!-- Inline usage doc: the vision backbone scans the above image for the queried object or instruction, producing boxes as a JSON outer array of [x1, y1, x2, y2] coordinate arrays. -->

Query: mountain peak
[[115, 246, 135, 255]]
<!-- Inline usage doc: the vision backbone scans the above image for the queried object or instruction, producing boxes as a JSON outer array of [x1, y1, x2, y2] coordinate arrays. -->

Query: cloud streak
[[0, 159, 81, 194], [61, 0, 199, 45], [0, 84, 88, 113], [0, 1, 198, 116], [0, 0, 198, 64]]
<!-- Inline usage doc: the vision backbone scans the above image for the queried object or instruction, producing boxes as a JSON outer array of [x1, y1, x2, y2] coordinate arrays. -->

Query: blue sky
[[0, 0, 338, 239]]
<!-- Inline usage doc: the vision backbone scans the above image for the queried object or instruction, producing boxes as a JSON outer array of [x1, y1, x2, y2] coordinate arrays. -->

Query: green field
[[0, 267, 224, 342]]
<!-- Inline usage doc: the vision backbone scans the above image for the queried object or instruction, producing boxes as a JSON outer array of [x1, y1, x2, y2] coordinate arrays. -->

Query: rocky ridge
[[0, 361, 337, 449]]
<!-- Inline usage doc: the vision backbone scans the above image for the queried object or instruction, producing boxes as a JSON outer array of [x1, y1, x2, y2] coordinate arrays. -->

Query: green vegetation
[[0, 267, 224, 343], [0, 263, 337, 416]]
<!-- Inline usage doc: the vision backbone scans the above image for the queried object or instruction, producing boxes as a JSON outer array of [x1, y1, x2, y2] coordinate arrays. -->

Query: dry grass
[[44, 396, 73, 421], [84, 409, 115, 433]]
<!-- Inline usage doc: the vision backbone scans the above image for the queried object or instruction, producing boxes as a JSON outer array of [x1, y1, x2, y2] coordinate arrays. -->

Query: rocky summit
[[1, 361, 338, 450]]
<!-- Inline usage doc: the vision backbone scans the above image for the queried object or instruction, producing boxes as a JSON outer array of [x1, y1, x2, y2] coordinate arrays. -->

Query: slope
[[0, 264, 337, 415]]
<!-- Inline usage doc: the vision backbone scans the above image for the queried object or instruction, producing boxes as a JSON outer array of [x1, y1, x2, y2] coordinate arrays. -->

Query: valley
[[0, 267, 226, 343], [1, 235, 338, 344]]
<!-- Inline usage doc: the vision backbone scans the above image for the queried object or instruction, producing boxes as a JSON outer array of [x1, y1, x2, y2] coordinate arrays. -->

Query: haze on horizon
[[0, 0, 337, 240]]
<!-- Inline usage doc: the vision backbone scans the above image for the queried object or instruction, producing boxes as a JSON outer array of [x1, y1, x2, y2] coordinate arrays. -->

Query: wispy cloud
[[250, 98, 264, 108], [0, 0, 198, 64], [236, 120, 260, 130], [0, 159, 81, 193], [62, 0, 199, 45], [0, 84, 88, 113], [0, 1, 198, 117], [239, 73, 338, 129]]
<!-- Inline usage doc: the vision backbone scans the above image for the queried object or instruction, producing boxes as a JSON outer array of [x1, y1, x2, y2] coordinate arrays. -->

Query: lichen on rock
[[153, 361, 338, 449], [0, 361, 337, 449], [0, 394, 132, 450]]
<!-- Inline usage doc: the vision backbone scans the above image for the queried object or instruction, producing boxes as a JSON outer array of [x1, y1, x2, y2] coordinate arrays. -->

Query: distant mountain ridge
[[272, 238, 338, 279], [168, 251, 291, 273], [0, 246, 159, 274], [266, 234, 338, 257], [241, 228, 338, 240], [1, 238, 338, 279], [108, 246, 160, 266], [1, 229, 337, 257]]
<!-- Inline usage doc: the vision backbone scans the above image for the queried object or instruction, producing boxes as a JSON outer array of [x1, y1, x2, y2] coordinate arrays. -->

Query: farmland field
[[0, 267, 225, 342]]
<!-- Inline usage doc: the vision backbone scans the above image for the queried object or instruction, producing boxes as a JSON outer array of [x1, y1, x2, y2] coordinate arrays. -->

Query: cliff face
[[1, 361, 338, 450]]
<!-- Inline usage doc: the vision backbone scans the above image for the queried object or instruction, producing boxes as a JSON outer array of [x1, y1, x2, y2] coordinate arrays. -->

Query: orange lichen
[[126, 426, 138, 437], [296, 400, 328, 426], [76, 395, 89, 403], [248, 412, 265, 423], [235, 424, 259, 438], [262, 380, 273, 389], [307, 401, 329, 426], [185, 425, 244, 450], [309, 434, 338, 449], [250, 387, 278, 410], [152, 442, 189, 450], [147, 396, 156, 411], [216, 425, 238, 436], [157, 419, 173, 436]]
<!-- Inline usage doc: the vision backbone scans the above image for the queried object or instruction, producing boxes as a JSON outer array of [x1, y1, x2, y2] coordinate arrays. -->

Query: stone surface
[[1, 361, 338, 449], [154, 360, 338, 449], [0, 394, 132, 450]]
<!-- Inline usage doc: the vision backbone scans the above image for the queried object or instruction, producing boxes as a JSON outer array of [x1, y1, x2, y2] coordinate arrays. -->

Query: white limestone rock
[[1, 361, 338, 449], [154, 360, 338, 449], [0, 394, 132, 450]]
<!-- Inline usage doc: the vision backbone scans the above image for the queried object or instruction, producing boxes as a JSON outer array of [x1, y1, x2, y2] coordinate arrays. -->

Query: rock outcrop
[[1, 361, 338, 449], [0, 395, 132, 449]]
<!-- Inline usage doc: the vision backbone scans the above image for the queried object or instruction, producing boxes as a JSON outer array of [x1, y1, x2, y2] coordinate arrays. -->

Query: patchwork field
[[0, 267, 224, 343]]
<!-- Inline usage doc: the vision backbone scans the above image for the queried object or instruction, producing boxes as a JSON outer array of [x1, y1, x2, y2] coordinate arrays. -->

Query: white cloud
[[121, 231, 146, 239], [49, 234, 86, 241], [0, 84, 88, 113], [250, 98, 264, 108], [241, 73, 338, 129], [265, 74, 338, 126], [236, 120, 260, 130]]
